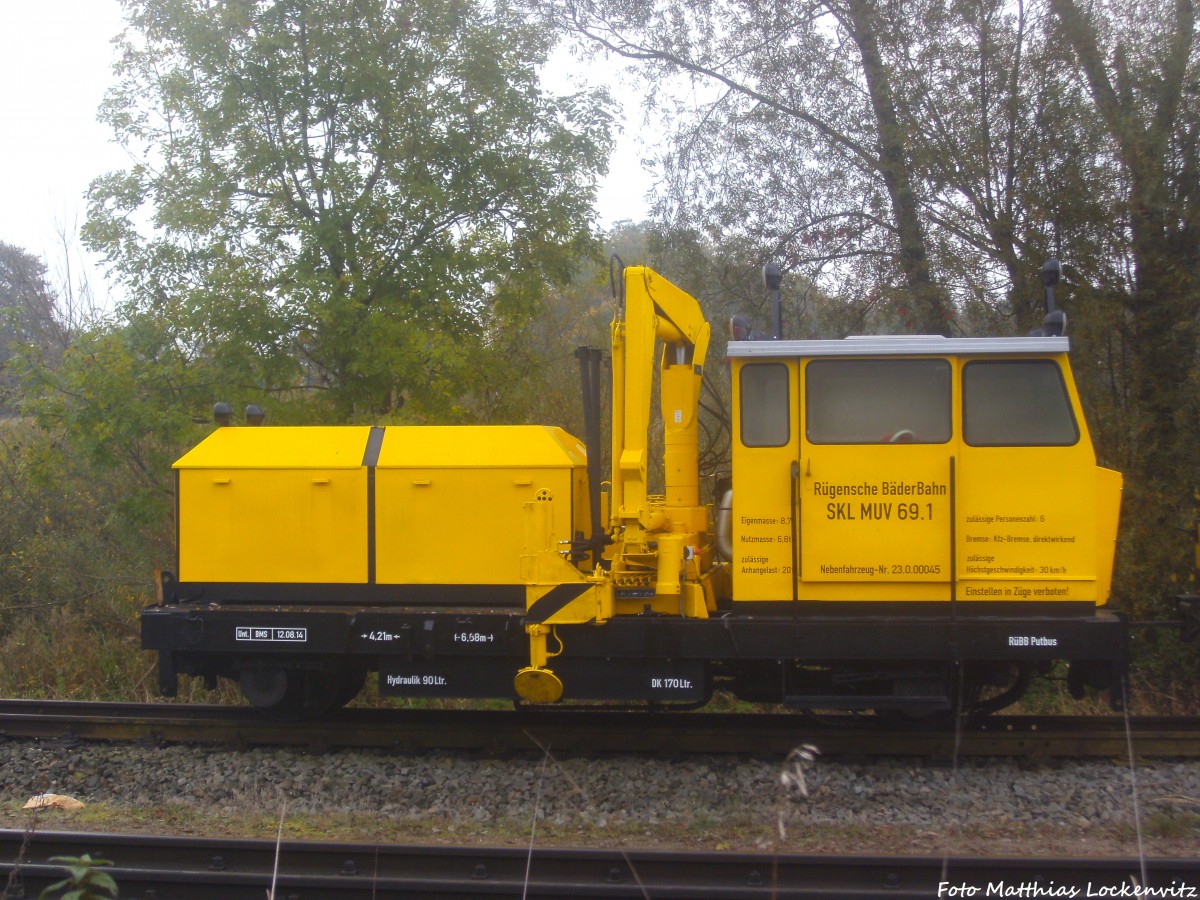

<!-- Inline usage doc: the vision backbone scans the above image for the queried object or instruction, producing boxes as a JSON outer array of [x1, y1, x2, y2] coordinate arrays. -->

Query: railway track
[[1, 699, 1198, 757], [2, 829, 1198, 898]]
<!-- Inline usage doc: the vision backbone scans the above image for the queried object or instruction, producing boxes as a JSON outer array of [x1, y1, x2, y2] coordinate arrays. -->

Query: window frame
[[738, 362, 791, 448], [803, 357, 953, 446], [961, 358, 1080, 447]]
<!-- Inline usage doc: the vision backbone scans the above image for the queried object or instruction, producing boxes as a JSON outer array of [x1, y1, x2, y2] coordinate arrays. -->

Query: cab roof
[[727, 335, 1070, 358]]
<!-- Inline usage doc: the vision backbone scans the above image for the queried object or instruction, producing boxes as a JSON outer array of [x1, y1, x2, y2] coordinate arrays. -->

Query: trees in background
[[85, 0, 613, 422], [540, 0, 1098, 330], [0, 240, 181, 700], [0, 243, 68, 414]]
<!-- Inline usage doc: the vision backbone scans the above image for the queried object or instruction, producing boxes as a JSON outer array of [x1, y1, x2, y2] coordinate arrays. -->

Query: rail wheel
[[239, 666, 305, 717], [239, 663, 367, 719]]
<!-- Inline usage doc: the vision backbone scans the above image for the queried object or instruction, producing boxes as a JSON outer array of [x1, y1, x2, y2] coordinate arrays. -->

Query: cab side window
[[962, 360, 1078, 446], [740, 363, 790, 447], [805, 359, 951, 444]]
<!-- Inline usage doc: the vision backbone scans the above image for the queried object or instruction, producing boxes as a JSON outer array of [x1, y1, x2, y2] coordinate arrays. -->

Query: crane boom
[[610, 265, 711, 537]]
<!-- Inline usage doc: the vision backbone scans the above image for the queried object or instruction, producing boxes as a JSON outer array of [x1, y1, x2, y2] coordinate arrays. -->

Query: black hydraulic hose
[[575, 346, 608, 566], [609, 253, 626, 316]]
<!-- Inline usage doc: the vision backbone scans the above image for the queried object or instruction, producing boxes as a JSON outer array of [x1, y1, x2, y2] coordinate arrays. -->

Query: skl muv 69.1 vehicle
[[143, 264, 1125, 718]]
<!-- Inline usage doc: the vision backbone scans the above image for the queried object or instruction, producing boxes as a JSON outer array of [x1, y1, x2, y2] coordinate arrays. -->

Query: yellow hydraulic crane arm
[[610, 266, 711, 537], [513, 266, 713, 705]]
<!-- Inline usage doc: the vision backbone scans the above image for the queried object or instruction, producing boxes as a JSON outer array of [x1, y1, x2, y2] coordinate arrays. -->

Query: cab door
[[730, 360, 800, 603], [954, 356, 1107, 605], [798, 356, 955, 602]]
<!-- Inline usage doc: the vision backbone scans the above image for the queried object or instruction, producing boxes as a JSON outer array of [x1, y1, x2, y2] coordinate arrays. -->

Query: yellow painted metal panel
[[1093, 467, 1123, 605], [175, 426, 373, 469], [800, 444, 953, 587], [729, 361, 800, 602], [178, 466, 369, 584], [374, 466, 575, 584], [374, 424, 588, 585], [955, 355, 1105, 603], [955, 445, 1098, 602], [377, 425, 586, 469]]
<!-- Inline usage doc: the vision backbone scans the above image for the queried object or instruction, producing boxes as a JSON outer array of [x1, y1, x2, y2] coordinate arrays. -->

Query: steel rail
[[2, 829, 1199, 899], [2, 699, 1198, 757]]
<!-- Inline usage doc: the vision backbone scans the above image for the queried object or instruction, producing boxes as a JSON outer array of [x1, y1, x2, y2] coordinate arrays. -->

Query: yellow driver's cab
[[726, 335, 1122, 613]]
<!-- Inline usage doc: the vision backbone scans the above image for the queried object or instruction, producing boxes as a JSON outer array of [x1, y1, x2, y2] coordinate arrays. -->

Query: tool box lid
[[173, 426, 373, 470], [377, 425, 585, 469]]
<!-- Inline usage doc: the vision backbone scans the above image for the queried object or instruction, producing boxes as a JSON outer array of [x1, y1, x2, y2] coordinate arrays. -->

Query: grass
[[5, 798, 1197, 858], [1010, 661, 1200, 717], [1143, 809, 1200, 839]]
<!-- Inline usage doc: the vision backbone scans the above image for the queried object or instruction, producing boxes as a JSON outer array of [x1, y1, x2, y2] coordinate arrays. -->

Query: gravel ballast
[[2, 739, 1198, 855]]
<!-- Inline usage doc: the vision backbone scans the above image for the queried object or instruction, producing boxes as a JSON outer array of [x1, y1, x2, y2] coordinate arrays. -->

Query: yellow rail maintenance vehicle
[[142, 263, 1127, 718]]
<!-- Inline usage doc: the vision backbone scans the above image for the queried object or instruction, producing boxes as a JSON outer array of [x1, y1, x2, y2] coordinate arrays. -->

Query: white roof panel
[[727, 335, 1070, 358]]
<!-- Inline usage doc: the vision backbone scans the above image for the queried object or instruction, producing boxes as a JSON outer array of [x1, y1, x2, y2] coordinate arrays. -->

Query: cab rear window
[[962, 360, 1078, 446], [740, 363, 790, 447]]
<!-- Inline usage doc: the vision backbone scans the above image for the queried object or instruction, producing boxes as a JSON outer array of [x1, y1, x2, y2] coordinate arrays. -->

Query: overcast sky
[[0, 1, 653, 308], [1, 1, 128, 304]]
